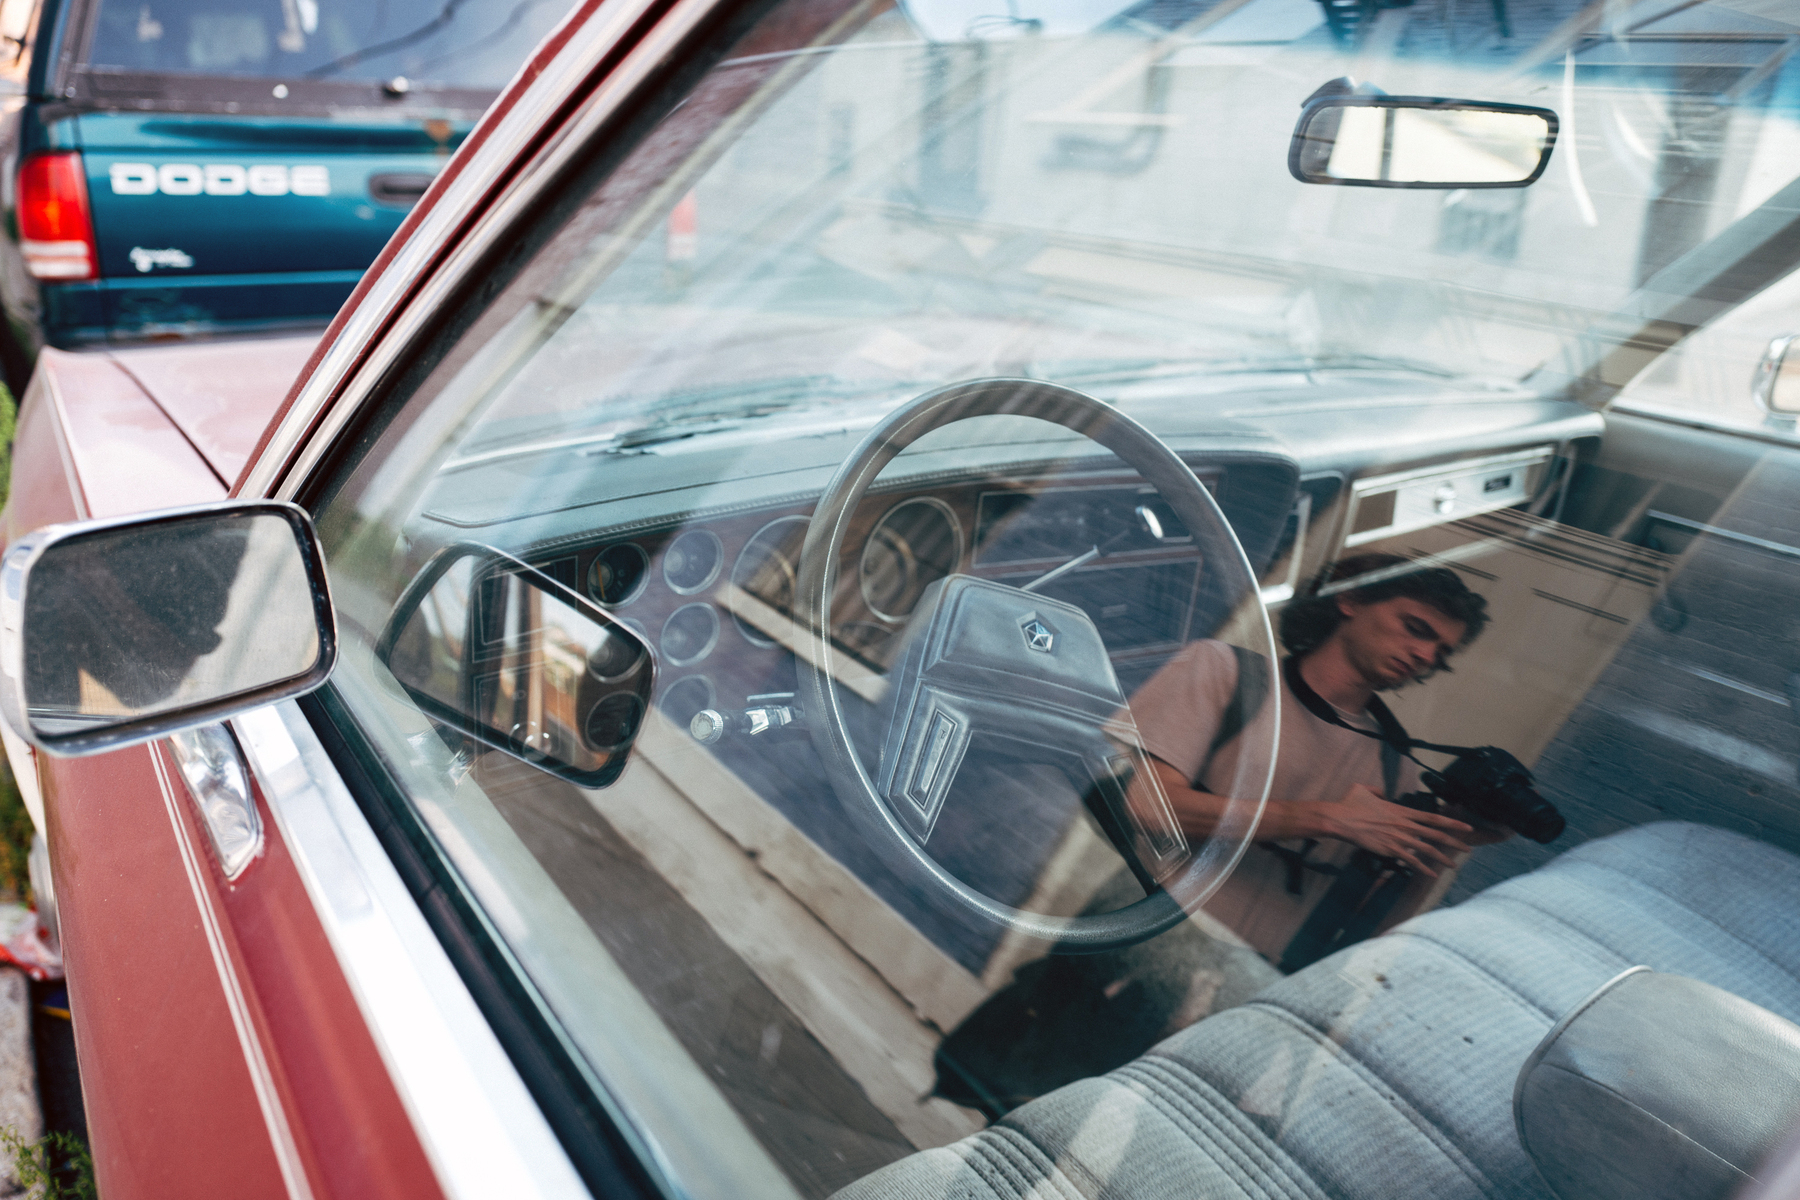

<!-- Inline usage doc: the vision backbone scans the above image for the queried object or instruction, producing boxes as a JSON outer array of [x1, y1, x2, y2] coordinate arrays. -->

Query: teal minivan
[[0, 0, 571, 383]]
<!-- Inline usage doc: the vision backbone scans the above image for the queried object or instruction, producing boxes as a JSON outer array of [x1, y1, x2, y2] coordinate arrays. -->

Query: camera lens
[[1433, 747, 1565, 845], [1507, 788, 1566, 844]]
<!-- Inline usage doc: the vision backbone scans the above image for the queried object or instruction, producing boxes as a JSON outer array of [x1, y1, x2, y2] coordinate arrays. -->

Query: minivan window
[[85, 0, 565, 86]]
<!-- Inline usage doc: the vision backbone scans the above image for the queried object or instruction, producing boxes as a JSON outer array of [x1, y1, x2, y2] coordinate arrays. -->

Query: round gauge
[[663, 529, 724, 595], [659, 675, 716, 730], [860, 498, 962, 622], [584, 693, 645, 753], [730, 516, 809, 647], [660, 602, 720, 666], [587, 626, 648, 683], [589, 543, 649, 607]]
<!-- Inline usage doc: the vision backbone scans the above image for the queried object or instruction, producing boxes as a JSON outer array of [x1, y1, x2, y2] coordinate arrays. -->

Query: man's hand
[[1323, 784, 1473, 877]]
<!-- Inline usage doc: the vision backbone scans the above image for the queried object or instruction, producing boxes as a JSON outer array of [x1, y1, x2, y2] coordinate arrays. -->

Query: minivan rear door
[[59, 0, 572, 336], [78, 112, 464, 335]]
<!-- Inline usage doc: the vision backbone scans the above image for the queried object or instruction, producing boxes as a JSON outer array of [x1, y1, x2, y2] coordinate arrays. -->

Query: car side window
[[307, 1, 1800, 1197]]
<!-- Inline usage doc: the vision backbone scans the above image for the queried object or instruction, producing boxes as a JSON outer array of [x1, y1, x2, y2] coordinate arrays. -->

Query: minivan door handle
[[368, 172, 437, 208]]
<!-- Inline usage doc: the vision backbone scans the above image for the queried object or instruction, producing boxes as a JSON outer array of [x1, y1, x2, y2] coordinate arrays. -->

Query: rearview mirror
[[0, 501, 336, 755], [377, 546, 654, 788], [1290, 96, 1557, 189]]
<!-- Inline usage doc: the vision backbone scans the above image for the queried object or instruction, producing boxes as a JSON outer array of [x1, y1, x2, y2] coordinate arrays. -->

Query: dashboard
[[523, 453, 1306, 739], [413, 379, 1608, 970]]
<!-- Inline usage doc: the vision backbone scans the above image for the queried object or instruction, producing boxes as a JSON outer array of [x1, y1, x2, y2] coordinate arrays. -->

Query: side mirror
[[1752, 334, 1800, 422], [1290, 96, 1557, 189], [376, 545, 654, 788], [0, 501, 336, 756]]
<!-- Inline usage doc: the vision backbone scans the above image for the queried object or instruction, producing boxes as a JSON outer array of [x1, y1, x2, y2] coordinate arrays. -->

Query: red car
[[5, 0, 1800, 1196]]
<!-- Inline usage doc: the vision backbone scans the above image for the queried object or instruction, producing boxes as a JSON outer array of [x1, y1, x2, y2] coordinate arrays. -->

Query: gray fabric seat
[[839, 822, 1800, 1200]]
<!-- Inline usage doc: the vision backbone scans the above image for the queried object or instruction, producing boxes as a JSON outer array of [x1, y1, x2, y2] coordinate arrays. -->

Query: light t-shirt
[[1129, 639, 1421, 803], [1126, 639, 1424, 961]]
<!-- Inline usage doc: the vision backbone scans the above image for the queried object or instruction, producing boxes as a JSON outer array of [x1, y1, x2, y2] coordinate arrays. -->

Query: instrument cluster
[[532, 468, 1244, 738]]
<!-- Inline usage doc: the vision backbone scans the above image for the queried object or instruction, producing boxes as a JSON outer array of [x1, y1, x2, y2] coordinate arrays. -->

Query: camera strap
[[1280, 655, 1472, 767]]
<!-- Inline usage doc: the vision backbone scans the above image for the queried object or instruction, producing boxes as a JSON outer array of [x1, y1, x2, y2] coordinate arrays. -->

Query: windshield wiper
[[444, 375, 921, 469], [304, 0, 478, 80], [414, 0, 561, 75], [1046, 352, 1463, 388]]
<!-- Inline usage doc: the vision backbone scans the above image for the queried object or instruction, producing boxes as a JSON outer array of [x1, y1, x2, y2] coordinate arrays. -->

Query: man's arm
[[1133, 755, 1475, 877]]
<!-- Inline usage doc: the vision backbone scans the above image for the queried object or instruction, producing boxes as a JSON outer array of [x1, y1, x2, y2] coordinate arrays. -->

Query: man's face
[[1335, 595, 1469, 690]]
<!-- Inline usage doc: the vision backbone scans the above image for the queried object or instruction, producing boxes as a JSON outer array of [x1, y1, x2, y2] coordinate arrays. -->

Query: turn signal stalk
[[19, 153, 97, 281]]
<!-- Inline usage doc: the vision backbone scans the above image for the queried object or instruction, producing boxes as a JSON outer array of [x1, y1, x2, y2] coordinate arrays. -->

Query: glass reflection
[[381, 549, 655, 787], [22, 512, 321, 737]]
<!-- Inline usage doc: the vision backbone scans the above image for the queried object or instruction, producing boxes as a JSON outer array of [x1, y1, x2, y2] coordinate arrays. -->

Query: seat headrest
[[1514, 967, 1800, 1200]]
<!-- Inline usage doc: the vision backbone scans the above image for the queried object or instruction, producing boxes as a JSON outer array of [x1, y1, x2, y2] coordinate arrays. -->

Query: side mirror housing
[[1289, 94, 1558, 189], [0, 501, 336, 756]]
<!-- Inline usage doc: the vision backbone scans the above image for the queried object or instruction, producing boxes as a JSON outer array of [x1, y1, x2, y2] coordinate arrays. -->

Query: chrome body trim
[[0, 500, 337, 756], [150, 742, 317, 1200], [232, 701, 590, 1199], [243, 0, 725, 503]]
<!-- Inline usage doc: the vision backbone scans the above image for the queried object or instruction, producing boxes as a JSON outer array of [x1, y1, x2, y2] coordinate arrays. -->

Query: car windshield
[[83, 0, 569, 87], [311, 0, 1800, 1196]]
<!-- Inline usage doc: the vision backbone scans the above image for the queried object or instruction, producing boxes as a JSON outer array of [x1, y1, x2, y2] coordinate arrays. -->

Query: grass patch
[[0, 382, 26, 905], [0, 1126, 94, 1199]]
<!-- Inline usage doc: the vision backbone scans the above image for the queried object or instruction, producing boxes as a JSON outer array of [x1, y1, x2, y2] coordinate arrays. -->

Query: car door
[[25, 0, 1800, 1197]]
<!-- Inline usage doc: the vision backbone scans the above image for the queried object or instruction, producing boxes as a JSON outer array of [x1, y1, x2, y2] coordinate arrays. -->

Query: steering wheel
[[796, 379, 1276, 952]]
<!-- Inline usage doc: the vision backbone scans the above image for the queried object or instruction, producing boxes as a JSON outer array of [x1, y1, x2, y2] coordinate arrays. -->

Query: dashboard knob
[[691, 709, 728, 744]]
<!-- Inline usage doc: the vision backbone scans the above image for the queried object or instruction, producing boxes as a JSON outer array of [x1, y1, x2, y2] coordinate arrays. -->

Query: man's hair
[[1278, 553, 1490, 665]]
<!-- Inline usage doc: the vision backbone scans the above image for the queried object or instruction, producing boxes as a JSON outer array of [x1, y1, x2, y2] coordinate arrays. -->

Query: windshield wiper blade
[[445, 375, 918, 468], [304, 0, 477, 79]]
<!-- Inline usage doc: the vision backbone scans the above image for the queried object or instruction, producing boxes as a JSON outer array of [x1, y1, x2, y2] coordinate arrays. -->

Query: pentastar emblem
[[1022, 619, 1055, 653]]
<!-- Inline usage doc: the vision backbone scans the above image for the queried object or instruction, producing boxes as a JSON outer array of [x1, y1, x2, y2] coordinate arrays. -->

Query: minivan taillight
[[19, 154, 96, 282]]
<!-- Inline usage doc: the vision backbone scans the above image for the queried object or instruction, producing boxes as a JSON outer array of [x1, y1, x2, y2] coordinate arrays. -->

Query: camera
[[1406, 745, 1565, 844]]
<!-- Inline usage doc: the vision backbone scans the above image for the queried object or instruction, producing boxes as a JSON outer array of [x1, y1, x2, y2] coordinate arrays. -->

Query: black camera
[[1408, 745, 1565, 844]]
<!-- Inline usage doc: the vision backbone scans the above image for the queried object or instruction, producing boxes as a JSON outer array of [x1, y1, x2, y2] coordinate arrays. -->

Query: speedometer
[[859, 497, 962, 622]]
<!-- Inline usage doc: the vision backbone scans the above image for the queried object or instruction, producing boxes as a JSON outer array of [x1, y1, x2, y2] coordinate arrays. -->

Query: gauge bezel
[[662, 529, 725, 596], [586, 625, 650, 683], [730, 515, 809, 648], [658, 673, 717, 728], [588, 542, 651, 608], [660, 602, 721, 666], [859, 496, 964, 624]]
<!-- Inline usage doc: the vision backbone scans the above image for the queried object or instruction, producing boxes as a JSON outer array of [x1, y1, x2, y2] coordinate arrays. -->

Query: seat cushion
[[835, 822, 1800, 1200]]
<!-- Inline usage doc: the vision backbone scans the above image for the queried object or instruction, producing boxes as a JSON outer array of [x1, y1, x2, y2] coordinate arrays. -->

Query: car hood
[[103, 334, 321, 488]]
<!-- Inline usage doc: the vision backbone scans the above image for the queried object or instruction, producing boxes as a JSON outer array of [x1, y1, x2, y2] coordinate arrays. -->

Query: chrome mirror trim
[[1752, 333, 1799, 420], [0, 500, 338, 756]]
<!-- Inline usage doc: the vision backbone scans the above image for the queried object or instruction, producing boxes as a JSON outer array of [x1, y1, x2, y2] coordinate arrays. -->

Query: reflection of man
[[1126, 554, 1497, 947]]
